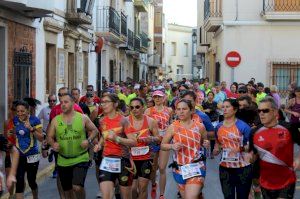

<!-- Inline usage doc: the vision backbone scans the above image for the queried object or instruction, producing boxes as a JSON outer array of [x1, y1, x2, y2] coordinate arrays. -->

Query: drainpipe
[[235, 0, 239, 21]]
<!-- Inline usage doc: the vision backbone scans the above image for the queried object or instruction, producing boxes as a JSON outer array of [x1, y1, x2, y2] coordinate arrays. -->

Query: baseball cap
[[152, 90, 165, 97]]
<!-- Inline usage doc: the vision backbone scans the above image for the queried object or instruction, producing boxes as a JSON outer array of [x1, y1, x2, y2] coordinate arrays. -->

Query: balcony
[[96, 6, 124, 44], [119, 28, 134, 50], [134, 0, 149, 12], [0, 0, 54, 18], [134, 35, 141, 52], [262, 0, 300, 21], [203, 0, 222, 32], [140, 32, 149, 53], [120, 11, 127, 42], [66, 0, 94, 25]]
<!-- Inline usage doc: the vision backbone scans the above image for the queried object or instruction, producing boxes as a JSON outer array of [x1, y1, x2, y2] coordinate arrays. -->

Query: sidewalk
[[2, 157, 54, 199]]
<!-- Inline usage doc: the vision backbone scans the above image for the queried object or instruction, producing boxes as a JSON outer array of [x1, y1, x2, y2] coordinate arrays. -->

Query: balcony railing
[[140, 32, 148, 49], [134, 0, 149, 12], [204, 0, 222, 21], [128, 29, 134, 50], [134, 35, 141, 51], [263, 0, 300, 13], [96, 6, 120, 36], [121, 12, 127, 37]]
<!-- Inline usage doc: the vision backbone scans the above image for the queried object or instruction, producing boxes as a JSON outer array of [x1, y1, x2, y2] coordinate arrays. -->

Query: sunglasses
[[86, 95, 93, 98], [257, 109, 271, 114], [48, 100, 56, 102], [238, 91, 247, 94], [130, 105, 141, 110]]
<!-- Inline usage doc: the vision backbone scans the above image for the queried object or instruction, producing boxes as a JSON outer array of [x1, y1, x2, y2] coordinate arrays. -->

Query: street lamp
[[192, 31, 197, 79]]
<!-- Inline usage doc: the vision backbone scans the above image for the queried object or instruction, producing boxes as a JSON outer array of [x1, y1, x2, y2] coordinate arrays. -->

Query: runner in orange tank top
[[127, 98, 160, 199], [94, 94, 137, 199], [161, 99, 208, 199], [144, 90, 172, 199]]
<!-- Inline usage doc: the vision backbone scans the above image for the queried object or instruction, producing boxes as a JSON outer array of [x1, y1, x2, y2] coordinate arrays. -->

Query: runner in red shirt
[[79, 85, 101, 104], [94, 93, 137, 199], [251, 97, 300, 199], [127, 98, 160, 199]]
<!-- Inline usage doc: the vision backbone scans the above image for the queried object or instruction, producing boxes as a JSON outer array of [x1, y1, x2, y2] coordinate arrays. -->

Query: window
[[155, 42, 161, 55], [199, 27, 202, 44], [155, 12, 162, 27], [184, 43, 188, 57], [271, 62, 300, 97], [171, 42, 176, 56]]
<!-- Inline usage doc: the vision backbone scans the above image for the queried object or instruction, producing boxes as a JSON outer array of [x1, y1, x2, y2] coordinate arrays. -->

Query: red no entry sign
[[225, 51, 241, 68]]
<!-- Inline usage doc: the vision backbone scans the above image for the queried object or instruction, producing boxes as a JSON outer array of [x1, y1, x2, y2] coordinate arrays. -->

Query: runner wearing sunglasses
[[127, 98, 160, 199], [250, 97, 300, 199]]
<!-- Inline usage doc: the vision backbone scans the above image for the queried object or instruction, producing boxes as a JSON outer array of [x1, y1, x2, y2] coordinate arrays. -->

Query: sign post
[[225, 51, 241, 82]]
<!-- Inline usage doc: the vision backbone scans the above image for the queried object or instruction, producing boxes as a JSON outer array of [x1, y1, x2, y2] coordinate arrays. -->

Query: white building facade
[[166, 23, 193, 81], [198, 0, 300, 95]]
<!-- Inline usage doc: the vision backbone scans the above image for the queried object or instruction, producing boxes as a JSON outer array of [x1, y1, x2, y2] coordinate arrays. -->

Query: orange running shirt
[[172, 120, 205, 165], [127, 115, 152, 160], [147, 106, 170, 131], [100, 113, 131, 158], [215, 119, 251, 168]]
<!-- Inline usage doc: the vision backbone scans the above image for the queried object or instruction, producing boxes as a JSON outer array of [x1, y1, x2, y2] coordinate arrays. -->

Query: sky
[[164, 0, 197, 27]]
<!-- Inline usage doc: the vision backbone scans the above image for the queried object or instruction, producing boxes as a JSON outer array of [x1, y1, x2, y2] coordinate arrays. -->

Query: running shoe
[[97, 191, 102, 198], [151, 183, 157, 199]]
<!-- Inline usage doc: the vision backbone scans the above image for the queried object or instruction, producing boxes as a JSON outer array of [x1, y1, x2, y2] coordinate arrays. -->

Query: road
[[24, 154, 300, 199]]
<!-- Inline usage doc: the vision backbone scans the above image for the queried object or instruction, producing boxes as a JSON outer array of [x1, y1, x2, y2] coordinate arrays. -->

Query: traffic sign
[[225, 51, 241, 68]]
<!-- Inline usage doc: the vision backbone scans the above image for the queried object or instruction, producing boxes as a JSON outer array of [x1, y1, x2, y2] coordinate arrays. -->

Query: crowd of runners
[[1, 77, 300, 199]]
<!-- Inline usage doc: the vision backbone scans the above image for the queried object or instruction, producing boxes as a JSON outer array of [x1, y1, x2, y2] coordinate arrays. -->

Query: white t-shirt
[[38, 106, 51, 132]]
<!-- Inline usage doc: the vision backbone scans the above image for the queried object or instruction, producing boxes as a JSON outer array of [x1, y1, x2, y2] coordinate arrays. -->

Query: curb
[[2, 163, 55, 199]]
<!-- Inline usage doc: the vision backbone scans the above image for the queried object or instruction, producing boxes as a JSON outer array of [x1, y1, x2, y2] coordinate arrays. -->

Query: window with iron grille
[[271, 62, 300, 98], [13, 47, 32, 100]]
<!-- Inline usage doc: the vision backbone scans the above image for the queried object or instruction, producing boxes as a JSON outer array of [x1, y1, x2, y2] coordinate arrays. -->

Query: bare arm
[[46, 119, 59, 151], [161, 125, 175, 151], [83, 114, 99, 143]]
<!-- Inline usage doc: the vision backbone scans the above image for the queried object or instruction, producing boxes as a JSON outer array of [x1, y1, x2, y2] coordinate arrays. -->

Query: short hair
[[176, 99, 193, 110], [130, 97, 145, 106], [270, 85, 278, 92], [60, 93, 75, 101], [223, 98, 239, 111], [260, 96, 278, 110], [87, 85, 94, 89], [15, 100, 30, 110], [237, 95, 252, 105], [207, 91, 215, 97], [58, 87, 69, 93], [181, 90, 197, 101], [71, 88, 80, 94], [48, 94, 57, 101]]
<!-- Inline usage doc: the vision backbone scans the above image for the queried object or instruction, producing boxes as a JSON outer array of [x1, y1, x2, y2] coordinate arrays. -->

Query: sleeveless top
[[172, 120, 204, 165], [148, 106, 170, 131], [55, 112, 89, 167], [127, 115, 152, 160], [100, 113, 131, 158]]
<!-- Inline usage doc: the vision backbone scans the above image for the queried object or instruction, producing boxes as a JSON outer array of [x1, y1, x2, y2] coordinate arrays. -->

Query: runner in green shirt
[[47, 93, 98, 199]]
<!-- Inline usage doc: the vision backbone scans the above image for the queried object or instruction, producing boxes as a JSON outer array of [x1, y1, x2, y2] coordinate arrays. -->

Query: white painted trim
[[0, 21, 8, 120], [223, 20, 300, 26]]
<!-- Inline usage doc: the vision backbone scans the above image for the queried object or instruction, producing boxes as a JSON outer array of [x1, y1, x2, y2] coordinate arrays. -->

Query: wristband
[[115, 136, 121, 144]]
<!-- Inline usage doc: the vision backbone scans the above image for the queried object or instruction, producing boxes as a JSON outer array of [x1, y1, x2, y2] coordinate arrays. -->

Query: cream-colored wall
[[166, 24, 193, 81]]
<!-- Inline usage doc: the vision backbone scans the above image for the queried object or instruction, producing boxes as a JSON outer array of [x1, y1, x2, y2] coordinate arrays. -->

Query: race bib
[[159, 130, 166, 137], [221, 148, 240, 163], [131, 146, 149, 156], [100, 157, 121, 173], [27, 154, 41, 163], [180, 162, 202, 180]]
